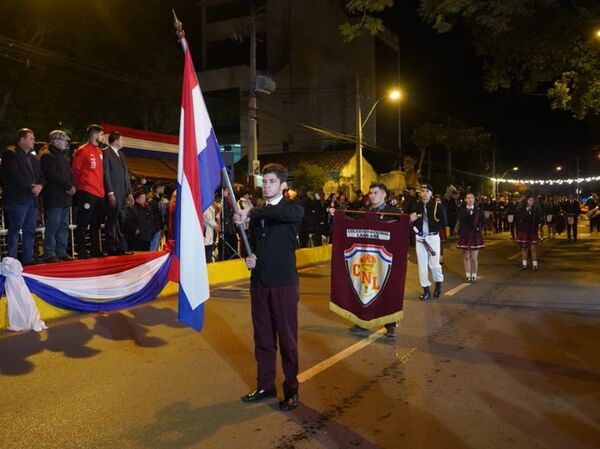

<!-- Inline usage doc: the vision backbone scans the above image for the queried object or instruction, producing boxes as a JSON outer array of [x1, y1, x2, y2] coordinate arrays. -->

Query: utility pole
[[355, 75, 363, 192], [492, 145, 497, 197], [247, 14, 259, 188], [576, 152, 580, 199]]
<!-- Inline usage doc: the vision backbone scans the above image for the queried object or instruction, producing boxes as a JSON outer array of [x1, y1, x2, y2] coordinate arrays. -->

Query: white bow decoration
[[1, 257, 47, 332]]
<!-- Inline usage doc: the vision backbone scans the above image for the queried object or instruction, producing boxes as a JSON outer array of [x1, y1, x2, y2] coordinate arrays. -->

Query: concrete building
[[192, 0, 400, 172]]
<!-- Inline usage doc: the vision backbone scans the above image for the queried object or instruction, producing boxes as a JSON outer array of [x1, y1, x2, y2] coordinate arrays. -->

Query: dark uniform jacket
[[1, 146, 45, 205], [410, 200, 446, 234], [561, 200, 580, 216], [457, 205, 486, 238], [516, 202, 543, 233], [366, 203, 401, 222], [249, 200, 304, 287], [40, 145, 74, 208]]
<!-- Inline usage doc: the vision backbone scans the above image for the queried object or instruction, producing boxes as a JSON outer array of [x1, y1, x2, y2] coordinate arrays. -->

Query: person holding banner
[[516, 194, 543, 271], [349, 182, 402, 340], [410, 184, 446, 300], [456, 192, 485, 283], [235, 163, 304, 412]]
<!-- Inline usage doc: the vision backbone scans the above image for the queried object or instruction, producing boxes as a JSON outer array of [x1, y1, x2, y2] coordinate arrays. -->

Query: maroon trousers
[[250, 281, 299, 397]]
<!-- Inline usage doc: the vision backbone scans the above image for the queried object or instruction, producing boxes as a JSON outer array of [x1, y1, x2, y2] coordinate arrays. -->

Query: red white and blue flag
[[174, 37, 224, 330]]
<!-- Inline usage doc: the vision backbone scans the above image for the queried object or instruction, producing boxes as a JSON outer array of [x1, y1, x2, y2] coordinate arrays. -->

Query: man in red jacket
[[72, 124, 105, 259]]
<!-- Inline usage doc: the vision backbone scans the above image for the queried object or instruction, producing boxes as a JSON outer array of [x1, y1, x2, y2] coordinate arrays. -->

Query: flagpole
[[173, 11, 254, 259]]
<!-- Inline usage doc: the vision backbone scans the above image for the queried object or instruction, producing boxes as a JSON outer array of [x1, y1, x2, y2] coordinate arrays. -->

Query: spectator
[[1, 128, 45, 264], [203, 196, 219, 262], [124, 190, 160, 251], [103, 131, 133, 255], [146, 181, 166, 251], [40, 130, 76, 262], [72, 124, 105, 258]]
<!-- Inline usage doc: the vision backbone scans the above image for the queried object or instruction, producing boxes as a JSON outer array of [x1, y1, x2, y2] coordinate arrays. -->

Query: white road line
[[507, 252, 521, 260], [298, 329, 386, 383], [444, 283, 470, 296]]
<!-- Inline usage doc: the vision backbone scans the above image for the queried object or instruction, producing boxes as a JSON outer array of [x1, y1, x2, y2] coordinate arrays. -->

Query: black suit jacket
[[103, 147, 131, 201], [1, 146, 44, 205], [249, 200, 304, 287], [40, 145, 74, 208]]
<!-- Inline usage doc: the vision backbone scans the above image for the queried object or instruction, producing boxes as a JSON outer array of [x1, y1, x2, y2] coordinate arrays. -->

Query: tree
[[292, 162, 329, 192], [412, 121, 491, 177], [342, 0, 600, 118], [339, 0, 394, 42]]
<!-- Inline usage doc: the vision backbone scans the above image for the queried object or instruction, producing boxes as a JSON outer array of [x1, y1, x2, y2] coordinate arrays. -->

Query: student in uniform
[[516, 194, 543, 271], [456, 192, 486, 283]]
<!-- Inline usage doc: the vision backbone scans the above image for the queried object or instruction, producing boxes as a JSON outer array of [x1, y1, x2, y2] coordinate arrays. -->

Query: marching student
[[506, 195, 519, 240], [456, 192, 485, 283], [349, 182, 401, 340], [561, 194, 580, 242], [235, 163, 304, 411], [409, 184, 446, 300], [516, 194, 543, 271]]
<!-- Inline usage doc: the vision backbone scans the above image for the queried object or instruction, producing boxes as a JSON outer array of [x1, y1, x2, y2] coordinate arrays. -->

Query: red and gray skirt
[[516, 230, 538, 247], [457, 233, 485, 250]]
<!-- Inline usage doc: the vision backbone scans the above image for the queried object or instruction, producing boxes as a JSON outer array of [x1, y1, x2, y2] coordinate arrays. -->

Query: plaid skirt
[[516, 230, 538, 247], [457, 233, 485, 250]]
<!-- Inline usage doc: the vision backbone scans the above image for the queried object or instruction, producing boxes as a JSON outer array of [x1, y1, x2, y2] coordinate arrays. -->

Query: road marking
[[298, 329, 387, 383], [445, 283, 470, 296], [507, 252, 521, 260]]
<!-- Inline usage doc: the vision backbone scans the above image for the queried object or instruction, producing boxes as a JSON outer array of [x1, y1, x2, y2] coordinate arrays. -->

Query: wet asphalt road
[[1, 225, 599, 449]]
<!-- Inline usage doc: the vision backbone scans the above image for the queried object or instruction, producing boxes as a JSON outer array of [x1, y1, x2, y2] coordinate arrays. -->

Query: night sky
[[386, 0, 597, 179]]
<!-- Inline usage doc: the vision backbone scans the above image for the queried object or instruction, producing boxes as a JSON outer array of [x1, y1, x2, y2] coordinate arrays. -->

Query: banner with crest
[[330, 211, 409, 328]]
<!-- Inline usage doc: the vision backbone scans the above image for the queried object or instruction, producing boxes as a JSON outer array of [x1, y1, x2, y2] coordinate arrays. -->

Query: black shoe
[[384, 325, 396, 340], [350, 325, 369, 334], [44, 256, 60, 263], [59, 255, 75, 262], [433, 282, 442, 298], [532, 265, 539, 272], [466, 277, 472, 283], [279, 393, 299, 411], [419, 287, 431, 300], [241, 388, 276, 403], [521, 265, 527, 271], [471, 277, 477, 284]]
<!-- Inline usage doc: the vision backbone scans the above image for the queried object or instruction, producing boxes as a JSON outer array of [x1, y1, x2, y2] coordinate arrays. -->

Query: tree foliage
[[343, 0, 600, 118], [339, 0, 394, 42], [292, 162, 329, 191], [419, 0, 600, 119]]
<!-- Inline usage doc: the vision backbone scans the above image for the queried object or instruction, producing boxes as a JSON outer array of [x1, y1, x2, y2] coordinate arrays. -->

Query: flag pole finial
[[173, 10, 185, 41]]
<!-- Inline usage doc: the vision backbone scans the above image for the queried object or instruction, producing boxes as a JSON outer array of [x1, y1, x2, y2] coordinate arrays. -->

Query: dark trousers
[[250, 281, 299, 397], [75, 191, 104, 256], [566, 216, 578, 241], [105, 197, 126, 253], [590, 216, 600, 232], [44, 207, 69, 259], [205, 244, 214, 262], [5, 197, 37, 263]]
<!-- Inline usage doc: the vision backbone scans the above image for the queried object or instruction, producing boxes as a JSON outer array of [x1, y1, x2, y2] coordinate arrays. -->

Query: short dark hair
[[108, 131, 121, 144], [86, 124, 104, 138], [465, 191, 475, 197], [369, 182, 388, 194], [133, 189, 146, 200], [17, 128, 33, 141], [262, 163, 288, 183]]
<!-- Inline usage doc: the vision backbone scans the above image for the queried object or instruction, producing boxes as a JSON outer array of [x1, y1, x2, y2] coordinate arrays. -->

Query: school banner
[[330, 210, 409, 328]]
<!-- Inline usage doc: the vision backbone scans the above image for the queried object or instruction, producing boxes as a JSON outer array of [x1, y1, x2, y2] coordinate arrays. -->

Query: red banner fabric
[[330, 211, 409, 328]]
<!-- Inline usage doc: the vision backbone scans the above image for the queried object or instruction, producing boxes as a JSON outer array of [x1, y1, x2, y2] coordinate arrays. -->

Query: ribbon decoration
[[1, 257, 47, 332], [1, 252, 173, 331]]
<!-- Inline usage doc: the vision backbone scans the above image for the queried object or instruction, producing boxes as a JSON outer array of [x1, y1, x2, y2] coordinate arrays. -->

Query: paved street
[[1, 225, 599, 449]]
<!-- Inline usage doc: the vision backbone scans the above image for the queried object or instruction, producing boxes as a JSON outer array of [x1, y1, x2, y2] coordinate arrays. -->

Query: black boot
[[433, 282, 442, 298], [419, 287, 431, 300]]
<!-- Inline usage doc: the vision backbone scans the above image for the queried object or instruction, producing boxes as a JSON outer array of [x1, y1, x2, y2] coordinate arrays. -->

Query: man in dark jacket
[[1, 128, 45, 264], [40, 130, 76, 262], [123, 190, 160, 251], [103, 131, 133, 255], [235, 163, 304, 411], [561, 194, 580, 242]]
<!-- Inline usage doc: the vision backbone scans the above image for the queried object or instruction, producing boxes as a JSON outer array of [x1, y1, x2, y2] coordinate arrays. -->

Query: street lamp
[[556, 165, 563, 172], [355, 86, 402, 191], [595, 29, 600, 39]]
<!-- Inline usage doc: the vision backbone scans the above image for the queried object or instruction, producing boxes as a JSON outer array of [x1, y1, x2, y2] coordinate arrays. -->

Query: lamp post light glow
[[556, 166, 563, 172], [356, 86, 402, 191]]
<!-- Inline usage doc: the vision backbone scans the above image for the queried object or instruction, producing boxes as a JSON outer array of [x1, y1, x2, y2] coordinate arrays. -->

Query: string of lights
[[492, 176, 600, 185]]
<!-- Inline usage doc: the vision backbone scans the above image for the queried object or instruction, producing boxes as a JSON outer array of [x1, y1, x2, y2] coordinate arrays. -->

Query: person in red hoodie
[[72, 124, 105, 259]]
